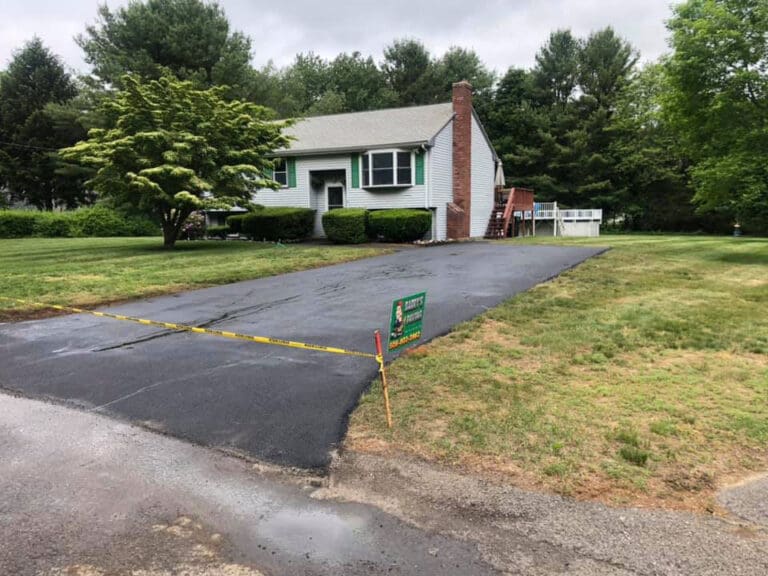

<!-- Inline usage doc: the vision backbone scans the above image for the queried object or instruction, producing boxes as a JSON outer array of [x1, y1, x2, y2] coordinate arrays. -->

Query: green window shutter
[[351, 154, 360, 188], [264, 163, 274, 180], [288, 157, 297, 188], [415, 151, 425, 185]]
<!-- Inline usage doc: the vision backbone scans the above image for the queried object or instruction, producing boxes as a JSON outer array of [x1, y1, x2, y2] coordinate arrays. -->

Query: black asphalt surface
[[0, 243, 604, 469]]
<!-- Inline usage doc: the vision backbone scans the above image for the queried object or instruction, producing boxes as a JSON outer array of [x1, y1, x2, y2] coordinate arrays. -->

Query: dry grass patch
[[348, 235, 768, 512]]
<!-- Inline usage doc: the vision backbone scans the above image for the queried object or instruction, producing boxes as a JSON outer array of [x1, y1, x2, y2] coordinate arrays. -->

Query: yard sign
[[388, 292, 426, 351]]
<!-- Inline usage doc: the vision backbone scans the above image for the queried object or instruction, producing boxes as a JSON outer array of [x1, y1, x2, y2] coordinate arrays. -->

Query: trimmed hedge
[[207, 225, 229, 239], [322, 208, 369, 244], [32, 212, 72, 237], [368, 209, 431, 242], [226, 214, 246, 233], [0, 208, 160, 238], [0, 211, 38, 237], [241, 207, 315, 241]]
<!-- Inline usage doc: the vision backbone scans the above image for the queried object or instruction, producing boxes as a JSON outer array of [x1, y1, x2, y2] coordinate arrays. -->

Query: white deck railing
[[559, 209, 603, 221], [534, 203, 602, 222]]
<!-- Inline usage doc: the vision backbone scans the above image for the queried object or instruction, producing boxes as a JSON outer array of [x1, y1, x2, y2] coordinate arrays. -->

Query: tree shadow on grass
[[709, 251, 768, 266]]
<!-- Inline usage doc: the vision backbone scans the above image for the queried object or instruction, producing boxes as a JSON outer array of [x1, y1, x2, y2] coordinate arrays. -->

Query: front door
[[326, 182, 345, 211]]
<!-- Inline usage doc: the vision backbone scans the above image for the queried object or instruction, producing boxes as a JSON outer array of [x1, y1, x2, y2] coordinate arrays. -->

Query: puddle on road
[[258, 507, 371, 561]]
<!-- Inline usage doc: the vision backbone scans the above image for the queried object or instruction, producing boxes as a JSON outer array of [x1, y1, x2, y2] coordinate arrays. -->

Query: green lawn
[[0, 237, 386, 321], [349, 235, 768, 511]]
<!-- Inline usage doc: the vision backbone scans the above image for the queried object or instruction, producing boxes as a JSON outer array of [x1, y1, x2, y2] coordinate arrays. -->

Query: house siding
[[253, 154, 428, 237], [345, 154, 427, 211], [428, 121, 453, 241], [469, 114, 495, 238]]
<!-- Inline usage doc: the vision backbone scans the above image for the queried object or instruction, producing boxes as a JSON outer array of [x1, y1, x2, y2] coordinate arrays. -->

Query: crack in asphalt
[[91, 294, 303, 352], [92, 329, 176, 352]]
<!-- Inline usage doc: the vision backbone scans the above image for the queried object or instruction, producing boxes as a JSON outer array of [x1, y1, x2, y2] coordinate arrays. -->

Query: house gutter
[[273, 141, 431, 158]]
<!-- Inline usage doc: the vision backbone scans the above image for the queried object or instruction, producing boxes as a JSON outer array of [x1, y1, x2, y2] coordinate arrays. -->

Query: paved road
[[3, 393, 766, 576], [0, 393, 496, 576], [0, 243, 603, 469]]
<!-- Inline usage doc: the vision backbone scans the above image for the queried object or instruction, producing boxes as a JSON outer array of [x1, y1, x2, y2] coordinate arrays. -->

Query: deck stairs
[[484, 187, 535, 239], [484, 202, 508, 238], [555, 209, 566, 237]]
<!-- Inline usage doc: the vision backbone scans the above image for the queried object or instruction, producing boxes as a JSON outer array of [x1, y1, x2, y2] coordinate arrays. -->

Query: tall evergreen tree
[[77, 0, 253, 98], [326, 52, 397, 112], [571, 28, 638, 213], [490, 28, 640, 214], [0, 38, 87, 210], [382, 39, 442, 106], [578, 28, 637, 108], [532, 30, 580, 107], [435, 47, 495, 99]]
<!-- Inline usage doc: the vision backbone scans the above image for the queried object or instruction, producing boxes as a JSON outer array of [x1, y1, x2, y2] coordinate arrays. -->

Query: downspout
[[422, 143, 430, 210], [421, 143, 434, 240]]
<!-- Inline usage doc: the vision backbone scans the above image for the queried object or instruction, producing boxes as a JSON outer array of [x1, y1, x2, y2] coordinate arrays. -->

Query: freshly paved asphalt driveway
[[0, 243, 603, 468]]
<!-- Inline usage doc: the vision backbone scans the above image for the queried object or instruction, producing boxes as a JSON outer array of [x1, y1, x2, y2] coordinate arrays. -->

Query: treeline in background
[[0, 0, 765, 234]]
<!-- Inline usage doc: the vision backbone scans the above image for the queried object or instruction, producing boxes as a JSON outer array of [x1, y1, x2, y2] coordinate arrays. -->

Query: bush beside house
[[368, 209, 431, 242], [226, 214, 247, 234], [0, 208, 159, 238], [242, 207, 315, 241], [206, 225, 229, 239], [322, 208, 369, 244]]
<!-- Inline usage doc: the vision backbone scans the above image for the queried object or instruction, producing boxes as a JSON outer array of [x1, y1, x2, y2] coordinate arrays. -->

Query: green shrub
[[0, 208, 160, 238], [70, 206, 131, 237], [226, 214, 247, 233], [207, 225, 229, 239], [242, 207, 315, 241], [32, 212, 73, 237], [322, 208, 369, 244], [368, 209, 431, 242], [125, 215, 160, 237], [0, 211, 38, 238]]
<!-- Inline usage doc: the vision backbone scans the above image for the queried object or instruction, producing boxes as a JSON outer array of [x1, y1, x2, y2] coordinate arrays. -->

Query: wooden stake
[[374, 330, 393, 429]]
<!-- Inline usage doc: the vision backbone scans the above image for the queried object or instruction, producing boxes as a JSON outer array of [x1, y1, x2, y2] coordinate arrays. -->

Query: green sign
[[388, 292, 426, 351]]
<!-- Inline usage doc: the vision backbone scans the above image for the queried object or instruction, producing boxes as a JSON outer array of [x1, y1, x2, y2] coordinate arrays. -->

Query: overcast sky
[[0, 0, 677, 74]]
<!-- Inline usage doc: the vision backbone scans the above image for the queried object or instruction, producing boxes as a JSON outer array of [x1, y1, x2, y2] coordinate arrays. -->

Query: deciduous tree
[[61, 75, 290, 248], [664, 0, 768, 231]]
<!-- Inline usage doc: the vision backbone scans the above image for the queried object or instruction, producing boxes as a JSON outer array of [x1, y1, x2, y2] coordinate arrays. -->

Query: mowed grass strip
[[0, 237, 386, 321], [348, 236, 768, 511]]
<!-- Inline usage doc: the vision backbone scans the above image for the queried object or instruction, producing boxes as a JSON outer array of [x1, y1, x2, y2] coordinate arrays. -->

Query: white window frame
[[273, 158, 288, 188], [361, 150, 413, 188]]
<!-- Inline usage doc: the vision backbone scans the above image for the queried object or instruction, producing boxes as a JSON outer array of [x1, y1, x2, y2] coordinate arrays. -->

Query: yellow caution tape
[[1, 296, 376, 359]]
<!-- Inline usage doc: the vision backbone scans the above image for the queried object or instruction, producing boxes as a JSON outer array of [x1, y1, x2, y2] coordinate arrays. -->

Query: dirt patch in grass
[[348, 235, 768, 512]]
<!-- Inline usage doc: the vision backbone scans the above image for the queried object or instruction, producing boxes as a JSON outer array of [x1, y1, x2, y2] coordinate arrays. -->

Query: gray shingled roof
[[276, 102, 454, 156]]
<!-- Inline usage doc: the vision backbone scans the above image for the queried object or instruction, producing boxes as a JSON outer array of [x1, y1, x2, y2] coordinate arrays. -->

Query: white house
[[253, 81, 500, 241]]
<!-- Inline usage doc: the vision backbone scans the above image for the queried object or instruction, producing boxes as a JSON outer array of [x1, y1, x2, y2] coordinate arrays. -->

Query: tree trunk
[[160, 209, 192, 249], [161, 221, 178, 249]]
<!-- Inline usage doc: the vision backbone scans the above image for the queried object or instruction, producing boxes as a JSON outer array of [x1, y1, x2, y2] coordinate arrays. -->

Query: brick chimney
[[447, 80, 473, 239]]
